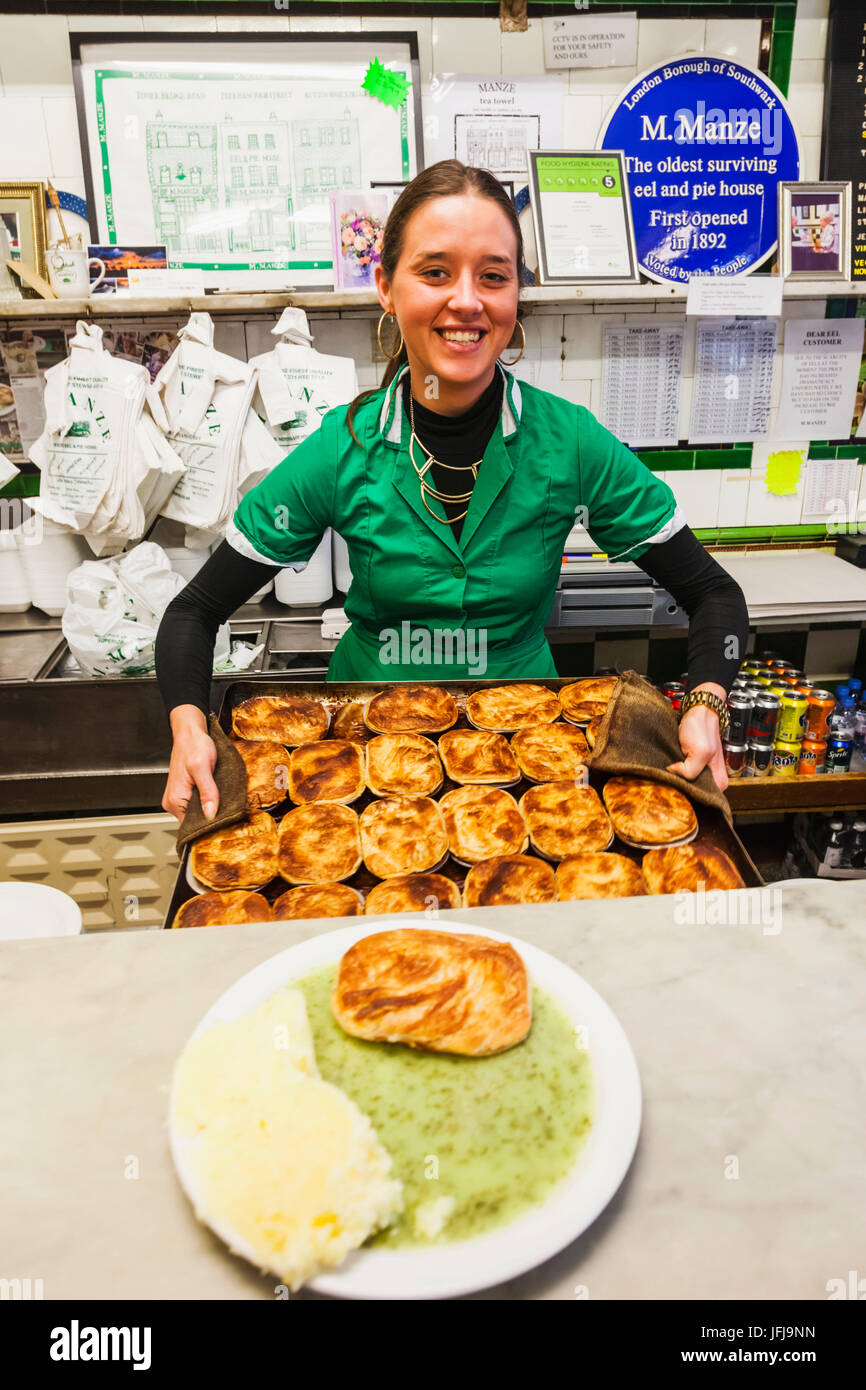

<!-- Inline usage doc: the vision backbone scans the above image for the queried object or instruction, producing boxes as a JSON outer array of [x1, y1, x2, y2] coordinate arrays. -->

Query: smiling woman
[[154, 159, 749, 823]]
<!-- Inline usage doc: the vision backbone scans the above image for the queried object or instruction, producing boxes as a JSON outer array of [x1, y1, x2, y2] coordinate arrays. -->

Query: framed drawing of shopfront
[[70, 33, 423, 291]]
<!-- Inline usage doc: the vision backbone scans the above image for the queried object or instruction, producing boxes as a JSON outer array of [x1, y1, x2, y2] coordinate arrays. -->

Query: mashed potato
[[172, 987, 403, 1290]]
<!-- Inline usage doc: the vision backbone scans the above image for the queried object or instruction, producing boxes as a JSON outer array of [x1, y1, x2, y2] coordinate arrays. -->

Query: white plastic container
[[274, 529, 333, 608], [333, 531, 352, 594], [0, 530, 31, 612], [18, 521, 89, 618]]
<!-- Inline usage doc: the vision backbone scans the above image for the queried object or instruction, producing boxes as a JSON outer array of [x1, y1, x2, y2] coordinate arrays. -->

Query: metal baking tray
[[163, 677, 763, 927]]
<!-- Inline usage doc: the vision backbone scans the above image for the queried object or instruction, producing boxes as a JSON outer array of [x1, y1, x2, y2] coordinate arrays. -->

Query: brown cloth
[[176, 714, 248, 853], [587, 669, 733, 827]]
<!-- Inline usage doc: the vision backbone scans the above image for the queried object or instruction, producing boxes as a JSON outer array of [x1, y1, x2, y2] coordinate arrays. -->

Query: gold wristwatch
[[679, 689, 730, 741]]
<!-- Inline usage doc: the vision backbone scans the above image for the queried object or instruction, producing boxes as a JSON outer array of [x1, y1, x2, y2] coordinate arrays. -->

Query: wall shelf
[[0, 280, 862, 321]]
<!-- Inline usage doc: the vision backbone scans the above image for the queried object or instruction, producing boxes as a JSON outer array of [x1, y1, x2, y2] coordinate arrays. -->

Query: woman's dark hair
[[346, 159, 526, 445]]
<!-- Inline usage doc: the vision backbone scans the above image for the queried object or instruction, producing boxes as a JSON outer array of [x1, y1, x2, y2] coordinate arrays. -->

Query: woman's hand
[[667, 684, 729, 791], [162, 705, 219, 822]]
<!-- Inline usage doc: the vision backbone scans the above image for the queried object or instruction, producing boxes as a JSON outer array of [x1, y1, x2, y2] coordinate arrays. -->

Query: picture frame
[[329, 190, 390, 291], [777, 181, 851, 281], [0, 181, 49, 283], [526, 150, 639, 286], [70, 32, 423, 291]]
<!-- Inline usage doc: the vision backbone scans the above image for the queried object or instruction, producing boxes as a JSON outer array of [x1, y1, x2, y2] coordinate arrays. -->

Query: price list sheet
[[688, 318, 777, 444], [600, 323, 683, 448]]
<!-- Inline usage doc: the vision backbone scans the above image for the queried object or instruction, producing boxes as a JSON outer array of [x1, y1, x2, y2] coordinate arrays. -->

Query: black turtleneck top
[[401, 368, 504, 541], [155, 370, 748, 716]]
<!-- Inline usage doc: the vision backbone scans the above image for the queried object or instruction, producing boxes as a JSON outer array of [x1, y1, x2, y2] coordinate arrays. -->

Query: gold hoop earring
[[377, 311, 404, 360], [498, 319, 525, 366]]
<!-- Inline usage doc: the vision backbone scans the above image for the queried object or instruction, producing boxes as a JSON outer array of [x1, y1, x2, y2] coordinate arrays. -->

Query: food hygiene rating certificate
[[527, 151, 639, 284]]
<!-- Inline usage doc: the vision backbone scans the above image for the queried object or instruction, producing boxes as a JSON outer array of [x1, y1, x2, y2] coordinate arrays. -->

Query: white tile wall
[[0, 6, 845, 542]]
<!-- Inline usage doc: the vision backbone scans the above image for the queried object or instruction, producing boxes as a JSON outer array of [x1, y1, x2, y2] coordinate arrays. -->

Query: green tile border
[[0, 474, 38, 499]]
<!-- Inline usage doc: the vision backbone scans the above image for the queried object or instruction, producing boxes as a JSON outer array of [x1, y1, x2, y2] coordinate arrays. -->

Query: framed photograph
[[329, 191, 390, 291], [526, 150, 639, 285], [70, 32, 423, 291], [0, 182, 48, 282], [778, 182, 851, 281], [88, 243, 167, 293]]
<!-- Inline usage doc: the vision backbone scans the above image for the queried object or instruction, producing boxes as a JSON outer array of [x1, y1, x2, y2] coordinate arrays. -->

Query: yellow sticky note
[[765, 448, 804, 496]]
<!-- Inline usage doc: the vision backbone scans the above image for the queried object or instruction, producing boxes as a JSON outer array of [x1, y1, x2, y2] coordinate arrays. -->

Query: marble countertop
[[2, 881, 864, 1302]]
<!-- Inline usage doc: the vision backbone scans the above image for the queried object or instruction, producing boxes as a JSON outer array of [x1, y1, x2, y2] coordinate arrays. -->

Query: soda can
[[796, 678, 815, 690], [782, 675, 803, 687], [767, 682, 790, 699], [724, 742, 748, 778], [772, 740, 800, 778], [662, 680, 685, 701], [825, 737, 853, 774], [798, 739, 826, 776], [786, 669, 806, 682], [740, 661, 763, 677], [778, 691, 809, 743], [806, 689, 836, 741], [746, 740, 773, 777], [726, 695, 753, 744], [754, 673, 774, 687], [748, 694, 780, 741]]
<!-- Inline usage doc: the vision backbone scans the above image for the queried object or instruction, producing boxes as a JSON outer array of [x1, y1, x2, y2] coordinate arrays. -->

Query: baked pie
[[288, 740, 365, 805], [555, 853, 647, 901], [519, 783, 614, 860], [231, 693, 329, 745], [331, 928, 531, 1056], [271, 883, 364, 919], [462, 854, 556, 908], [172, 890, 272, 929], [465, 683, 560, 731], [232, 739, 289, 811], [364, 685, 458, 734], [277, 803, 362, 885], [584, 717, 603, 749], [602, 776, 698, 848], [190, 812, 279, 891], [560, 677, 618, 725], [359, 796, 449, 878], [437, 729, 519, 785], [363, 873, 461, 916], [332, 698, 374, 746], [641, 841, 745, 894], [510, 722, 589, 782], [438, 785, 528, 865], [365, 733, 443, 797]]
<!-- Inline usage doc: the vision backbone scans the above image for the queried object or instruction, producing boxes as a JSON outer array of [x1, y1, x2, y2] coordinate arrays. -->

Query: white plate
[[170, 922, 641, 1300], [0, 881, 83, 939]]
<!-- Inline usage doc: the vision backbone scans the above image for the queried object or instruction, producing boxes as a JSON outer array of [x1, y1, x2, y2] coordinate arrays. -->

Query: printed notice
[[601, 322, 683, 447], [542, 13, 638, 70], [777, 318, 866, 441], [688, 318, 777, 444]]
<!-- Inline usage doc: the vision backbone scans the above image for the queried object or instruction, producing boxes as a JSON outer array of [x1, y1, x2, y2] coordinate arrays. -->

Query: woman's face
[[376, 193, 519, 407]]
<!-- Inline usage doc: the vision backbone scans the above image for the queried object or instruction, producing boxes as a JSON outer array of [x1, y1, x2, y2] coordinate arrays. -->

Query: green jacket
[[230, 362, 681, 681]]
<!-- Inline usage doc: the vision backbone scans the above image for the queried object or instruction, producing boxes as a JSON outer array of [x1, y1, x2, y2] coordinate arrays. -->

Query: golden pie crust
[[172, 890, 272, 928], [189, 812, 279, 890], [438, 729, 519, 785], [519, 783, 613, 860], [359, 796, 448, 878], [465, 683, 560, 731], [555, 853, 646, 901], [602, 776, 698, 847], [641, 841, 745, 894], [510, 722, 589, 782], [364, 685, 458, 734], [232, 739, 289, 811], [277, 803, 362, 884], [231, 693, 329, 745], [332, 698, 374, 745], [271, 882, 364, 919], [438, 785, 528, 864], [288, 739, 365, 804], [363, 873, 461, 916], [584, 717, 603, 749], [560, 677, 618, 725], [365, 733, 443, 797], [331, 927, 531, 1056], [462, 854, 556, 908]]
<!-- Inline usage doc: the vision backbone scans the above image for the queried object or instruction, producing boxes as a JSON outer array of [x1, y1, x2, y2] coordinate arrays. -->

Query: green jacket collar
[[376, 359, 522, 447]]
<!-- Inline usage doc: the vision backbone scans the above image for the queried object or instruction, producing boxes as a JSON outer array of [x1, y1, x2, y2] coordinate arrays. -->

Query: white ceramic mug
[[47, 245, 106, 298]]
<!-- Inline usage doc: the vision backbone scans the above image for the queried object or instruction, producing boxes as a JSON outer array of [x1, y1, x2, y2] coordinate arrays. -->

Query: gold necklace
[[408, 391, 482, 525]]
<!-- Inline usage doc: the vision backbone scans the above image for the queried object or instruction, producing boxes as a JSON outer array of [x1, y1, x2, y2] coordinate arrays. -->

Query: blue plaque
[[599, 55, 800, 283]]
